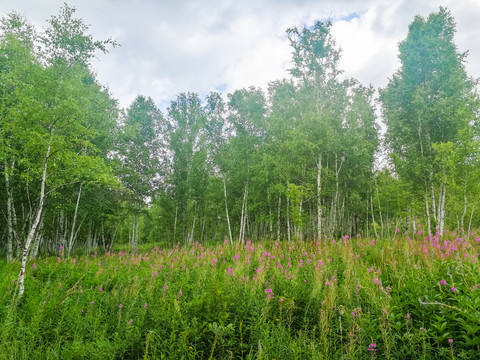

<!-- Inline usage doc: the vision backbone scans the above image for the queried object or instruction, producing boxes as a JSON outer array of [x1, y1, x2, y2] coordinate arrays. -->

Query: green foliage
[[1, 232, 480, 358]]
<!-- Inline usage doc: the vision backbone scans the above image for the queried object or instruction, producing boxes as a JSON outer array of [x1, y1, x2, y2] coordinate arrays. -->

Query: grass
[[1, 228, 480, 359]]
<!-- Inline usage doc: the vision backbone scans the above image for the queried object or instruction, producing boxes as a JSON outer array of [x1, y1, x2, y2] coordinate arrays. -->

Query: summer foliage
[[1, 3, 480, 359], [2, 230, 480, 358]]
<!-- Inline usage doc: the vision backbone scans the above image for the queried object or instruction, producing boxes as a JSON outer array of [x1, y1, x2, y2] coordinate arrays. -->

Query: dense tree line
[[1, 5, 479, 262]]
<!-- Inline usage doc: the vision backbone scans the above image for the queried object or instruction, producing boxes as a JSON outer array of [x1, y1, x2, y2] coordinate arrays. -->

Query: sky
[[1, 0, 480, 110]]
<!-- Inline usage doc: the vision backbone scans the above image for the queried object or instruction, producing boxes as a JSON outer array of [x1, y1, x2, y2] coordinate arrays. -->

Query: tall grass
[[1, 228, 479, 359]]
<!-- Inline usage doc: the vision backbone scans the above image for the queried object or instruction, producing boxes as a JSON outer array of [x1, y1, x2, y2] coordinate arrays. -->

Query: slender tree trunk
[[276, 194, 281, 241], [18, 144, 51, 297], [370, 191, 377, 237], [430, 175, 437, 223], [437, 184, 444, 230], [67, 183, 82, 257], [468, 206, 474, 237], [189, 201, 198, 242], [239, 182, 248, 242], [425, 189, 432, 237], [461, 184, 467, 236], [173, 204, 178, 243], [223, 178, 233, 244], [439, 185, 446, 234], [374, 177, 384, 237], [286, 186, 291, 242], [5, 160, 18, 262], [317, 154, 322, 240]]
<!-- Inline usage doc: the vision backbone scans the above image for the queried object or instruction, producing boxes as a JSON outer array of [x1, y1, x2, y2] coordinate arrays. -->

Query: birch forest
[[1, 5, 479, 260]]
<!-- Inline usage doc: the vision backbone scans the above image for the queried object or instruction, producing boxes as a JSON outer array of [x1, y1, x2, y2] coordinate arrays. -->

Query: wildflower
[[90, 301, 95, 305], [57, 257, 61, 263], [450, 287, 457, 292], [118, 304, 123, 309], [448, 339, 454, 344], [368, 343, 377, 352], [99, 287, 103, 292], [178, 290, 183, 297], [72, 259, 77, 264], [279, 298, 284, 303], [404, 313, 411, 320], [32, 264, 36, 269], [163, 284, 168, 291], [143, 303, 148, 309], [128, 319, 133, 325], [265, 287, 274, 300], [440, 279, 448, 286]]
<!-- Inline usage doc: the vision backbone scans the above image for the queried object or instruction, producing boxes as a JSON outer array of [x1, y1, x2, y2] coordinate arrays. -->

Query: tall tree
[[380, 7, 479, 234], [0, 5, 118, 297], [115, 95, 163, 250]]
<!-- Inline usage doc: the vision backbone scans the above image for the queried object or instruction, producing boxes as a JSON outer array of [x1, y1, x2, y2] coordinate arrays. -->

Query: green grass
[[1, 229, 480, 359]]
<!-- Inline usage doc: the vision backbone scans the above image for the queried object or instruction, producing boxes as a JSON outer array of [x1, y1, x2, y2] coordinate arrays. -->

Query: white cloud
[[1, 0, 479, 109]]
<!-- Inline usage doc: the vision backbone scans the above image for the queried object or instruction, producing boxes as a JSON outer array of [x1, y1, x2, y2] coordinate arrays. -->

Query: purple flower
[[448, 339, 454, 344]]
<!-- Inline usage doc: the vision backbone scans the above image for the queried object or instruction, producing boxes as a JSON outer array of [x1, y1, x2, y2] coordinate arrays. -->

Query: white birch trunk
[[223, 178, 233, 244], [286, 189, 291, 242], [317, 155, 322, 240], [425, 189, 432, 236], [439, 185, 446, 234], [67, 183, 82, 257], [461, 185, 467, 236], [370, 192, 377, 237], [18, 144, 50, 297], [4, 160, 17, 262], [276, 195, 281, 241]]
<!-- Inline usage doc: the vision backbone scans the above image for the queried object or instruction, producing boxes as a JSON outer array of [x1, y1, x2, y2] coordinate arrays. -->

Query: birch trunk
[[461, 185, 467, 236], [223, 178, 233, 244], [239, 182, 248, 242], [316, 154, 322, 240], [286, 189, 291, 242], [439, 185, 446, 234], [425, 189, 432, 237], [468, 206, 474, 237], [5, 160, 18, 262], [370, 191, 377, 237], [276, 195, 281, 241], [18, 144, 50, 297], [374, 177, 384, 237], [430, 176, 437, 222], [67, 183, 82, 257]]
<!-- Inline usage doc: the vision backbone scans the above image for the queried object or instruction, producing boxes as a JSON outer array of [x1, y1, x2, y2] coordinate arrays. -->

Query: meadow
[[1, 227, 480, 359]]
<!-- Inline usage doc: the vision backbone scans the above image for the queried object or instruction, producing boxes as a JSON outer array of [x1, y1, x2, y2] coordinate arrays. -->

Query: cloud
[[1, 0, 479, 109]]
